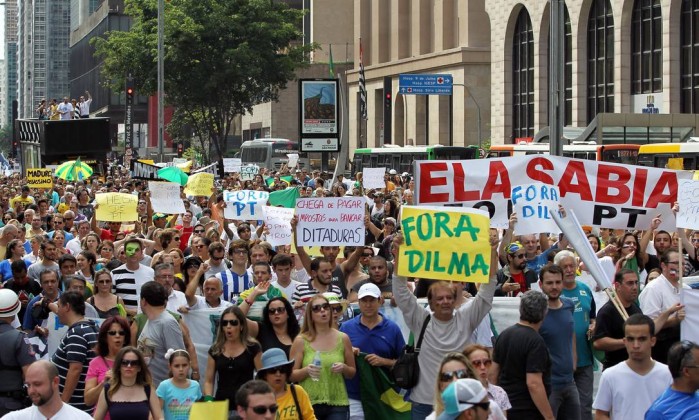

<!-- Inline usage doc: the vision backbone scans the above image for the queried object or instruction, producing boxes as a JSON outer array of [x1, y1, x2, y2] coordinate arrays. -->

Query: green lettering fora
[[454, 215, 480, 242]]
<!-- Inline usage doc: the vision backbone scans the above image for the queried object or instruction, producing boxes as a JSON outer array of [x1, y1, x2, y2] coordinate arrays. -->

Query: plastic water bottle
[[311, 351, 322, 381]]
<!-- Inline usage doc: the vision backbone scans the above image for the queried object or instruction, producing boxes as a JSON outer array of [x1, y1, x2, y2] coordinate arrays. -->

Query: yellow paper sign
[[189, 400, 229, 420], [95, 193, 138, 222], [398, 206, 491, 283], [184, 173, 215, 197], [26, 168, 54, 189]]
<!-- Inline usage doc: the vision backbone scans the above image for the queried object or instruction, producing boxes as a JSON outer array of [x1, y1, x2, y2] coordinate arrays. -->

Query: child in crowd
[[156, 349, 202, 420]]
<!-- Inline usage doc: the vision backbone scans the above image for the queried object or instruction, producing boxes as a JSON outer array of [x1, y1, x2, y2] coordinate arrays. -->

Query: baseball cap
[[437, 378, 489, 420], [152, 213, 167, 221], [357, 283, 381, 300]]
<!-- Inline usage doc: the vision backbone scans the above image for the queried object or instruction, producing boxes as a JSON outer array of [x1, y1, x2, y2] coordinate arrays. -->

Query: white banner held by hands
[[262, 206, 294, 246], [677, 179, 699, 229], [287, 154, 299, 169], [296, 197, 365, 246], [512, 183, 561, 235], [149, 181, 186, 215], [363, 167, 387, 190]]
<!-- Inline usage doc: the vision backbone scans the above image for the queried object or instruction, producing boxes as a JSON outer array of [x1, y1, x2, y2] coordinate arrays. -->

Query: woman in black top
[[239, 295, 300, 358]]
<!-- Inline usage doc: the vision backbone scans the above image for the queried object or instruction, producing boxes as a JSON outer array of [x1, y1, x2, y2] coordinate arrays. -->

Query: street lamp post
[[157, 0, 164, 161], [454, 83, 482, 150]]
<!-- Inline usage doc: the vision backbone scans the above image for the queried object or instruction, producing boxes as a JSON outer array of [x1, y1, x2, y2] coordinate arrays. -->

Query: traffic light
[[126, 77, 135, 100], [383, 76, 392, 145], [177, 143, 183, 157]]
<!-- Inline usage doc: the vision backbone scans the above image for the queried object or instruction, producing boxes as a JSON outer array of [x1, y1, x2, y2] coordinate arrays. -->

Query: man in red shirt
[[90, 212, 122, 241], [495, 242, 538, 297]]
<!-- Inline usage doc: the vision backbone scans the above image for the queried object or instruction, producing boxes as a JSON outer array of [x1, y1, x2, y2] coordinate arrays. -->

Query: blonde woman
[[290, 294, 355, 420]]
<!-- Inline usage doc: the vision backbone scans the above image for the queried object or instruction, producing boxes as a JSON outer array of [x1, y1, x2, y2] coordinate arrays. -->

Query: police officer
[[0, 289, 36, 415]]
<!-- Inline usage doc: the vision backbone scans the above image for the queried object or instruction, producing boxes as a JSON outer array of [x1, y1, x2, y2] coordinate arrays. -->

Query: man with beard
[[27, 241, 60, 282], [291, 257, 342, 307], [495, 242, 538, 296], [1, 360, 92, 419], [347, 256, 393, 302]]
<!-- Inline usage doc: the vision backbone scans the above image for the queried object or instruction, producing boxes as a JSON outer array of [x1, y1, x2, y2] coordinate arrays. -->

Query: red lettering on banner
[[420, 162, 449, 202], [595, 164, 631, 204], [526, 157, 554, 184], [646, 172, 677, 208], [454, 163, 481, 201], [558, 161, 593, 200], [482, 161, 511, 200], [631, 168, 648, 207]]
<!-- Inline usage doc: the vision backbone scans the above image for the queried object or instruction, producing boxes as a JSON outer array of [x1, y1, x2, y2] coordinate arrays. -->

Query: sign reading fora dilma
[[299, 79, 339, 138]]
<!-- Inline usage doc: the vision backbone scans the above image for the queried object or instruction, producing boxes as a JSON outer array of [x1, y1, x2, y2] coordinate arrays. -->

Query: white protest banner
[[681, 289, 699, 343], [240, 165, 260, 181], [296, 197, 365, 246], [262, 206, 294, 246], [287, 154, 299, 168], [182, 308, 226, 387], [363, 167, 387, 190], [511, 183, 561, 235], [149, 181, 186, 215], [677, 179, 699, 229], [415, 155, 691, 229], [223, 190, 269, 220], [223, 158, 241, 173]]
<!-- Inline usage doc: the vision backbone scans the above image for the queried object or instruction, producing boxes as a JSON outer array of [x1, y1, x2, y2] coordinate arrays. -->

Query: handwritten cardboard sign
[[287, 154, 299, 168], [295, 197, 365, 246], [363, 167, 387, 190], [223, 190, 270, 220], [262, 206, 294, 246], [240, 165, 260, 181], [184, 173, 214, 197], [677, 179, 699, 229], [27, 168, 54, 189], [398, 205, 491, 283], [95, 193, 138, 222], [511, 183, 561, 235], [223, 158, 241, 173], [149, 181, 186, 215]]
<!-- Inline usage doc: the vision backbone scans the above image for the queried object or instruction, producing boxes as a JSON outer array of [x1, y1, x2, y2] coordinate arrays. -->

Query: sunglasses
[[265, 366, 289, 375], [468, 402, 491, 411], [220, 319, 240, 327], [194, 229, 205, 234], [268, 307, 286, 315], [312, 303, 330, 313], [250, 404, 278, 415], [361, 253, 374, 257], [440, 369, 470, 382], [470, 359, 492, 368], [121, 359, 139, 367], [174, 237, 181, 241], [331, 305, 343, 314], [108, 330, 126, 336]]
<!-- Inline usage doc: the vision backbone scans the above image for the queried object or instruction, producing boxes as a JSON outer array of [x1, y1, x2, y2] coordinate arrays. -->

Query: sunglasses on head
[[108, 330, 125, 336], [312, 303, 330, 313], [220, 319, 240, 327], [250, 404, 278, 415], [268, 307, 286, 315], [440, 369, 470, 382], [121, 359, 139, 367]]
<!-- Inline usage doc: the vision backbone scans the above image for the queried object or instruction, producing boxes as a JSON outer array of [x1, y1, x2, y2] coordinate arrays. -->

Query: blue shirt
[[339, 313, 405, 399], [561, 281, 596, 368], [0, 259, 31, 283], [526, 247, 556, 274], [645, 387, 699, 420], [539, 297, 575, 385], [47, 230, 74, 245]]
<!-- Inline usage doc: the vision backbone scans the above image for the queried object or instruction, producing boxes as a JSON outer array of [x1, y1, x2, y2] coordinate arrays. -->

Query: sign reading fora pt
[[398, 206, 491, 283]]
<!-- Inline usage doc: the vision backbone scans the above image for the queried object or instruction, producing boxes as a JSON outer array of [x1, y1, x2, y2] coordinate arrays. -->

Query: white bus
[[238, 138, 309, 170]]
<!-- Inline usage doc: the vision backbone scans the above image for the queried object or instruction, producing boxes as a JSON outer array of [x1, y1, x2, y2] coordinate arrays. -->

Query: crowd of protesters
[[0, 158, 695, 420]]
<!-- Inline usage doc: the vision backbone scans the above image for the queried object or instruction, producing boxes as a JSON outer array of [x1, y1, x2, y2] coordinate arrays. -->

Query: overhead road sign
[[399, 74, 453, 95]]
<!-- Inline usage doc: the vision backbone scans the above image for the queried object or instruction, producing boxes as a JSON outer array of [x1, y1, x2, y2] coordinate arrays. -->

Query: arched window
[[512, 9, 534, 141], [681, 0, 699, 113], [587, 0, 614, 122], [631, 0, 662, 94]]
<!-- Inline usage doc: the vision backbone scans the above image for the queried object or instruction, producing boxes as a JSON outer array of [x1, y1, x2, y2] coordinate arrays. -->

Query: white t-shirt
[[188, 295, 233, 311], [1, 402, 93, 419], [57, 102, 74, 120], [271, 279, 301, 301], [66, 237, 83, 255], [638, 274, 690, 319], [165, 289, 188, 313], [592, 360, 672, 419]]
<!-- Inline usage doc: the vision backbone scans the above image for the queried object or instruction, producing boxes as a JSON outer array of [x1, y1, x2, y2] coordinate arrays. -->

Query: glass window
[[631, 0, 662, 94], [681, 0, 699, 113], [587, 0, 615, 122], [512, 9, 534, 142]]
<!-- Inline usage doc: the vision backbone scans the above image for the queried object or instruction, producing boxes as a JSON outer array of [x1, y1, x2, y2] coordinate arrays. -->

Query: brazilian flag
[[265, 175, 293, 188], [356, 352, 411, 419], [268, 187, 300, 208]]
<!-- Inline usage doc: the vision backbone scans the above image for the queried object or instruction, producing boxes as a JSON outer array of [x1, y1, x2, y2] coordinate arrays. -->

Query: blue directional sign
[[399, 74, 453, 95]]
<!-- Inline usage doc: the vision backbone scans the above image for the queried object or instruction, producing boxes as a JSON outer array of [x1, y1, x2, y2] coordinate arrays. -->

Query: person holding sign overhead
[[391, 230, 499, 420], [495, 242, 537, 297]]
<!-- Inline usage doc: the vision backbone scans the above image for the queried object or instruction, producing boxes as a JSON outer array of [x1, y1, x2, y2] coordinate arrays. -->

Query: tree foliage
[[0, 126, 11, 155], [93, 0, 313, 162]]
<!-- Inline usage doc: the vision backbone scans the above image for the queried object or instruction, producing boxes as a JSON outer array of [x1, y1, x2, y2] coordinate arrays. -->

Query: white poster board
[[149, 181, 186, 215], [223, 190, 269, 220], [262, 206, 294, 246], [512, 183, 561, 235], [363, 167, 387, 190], [677, 179, 699, 229], [295, 197, 365, 246], [240, 165, 260, 181], [287, 154, 299, 169], [223, 158, 242, 174]]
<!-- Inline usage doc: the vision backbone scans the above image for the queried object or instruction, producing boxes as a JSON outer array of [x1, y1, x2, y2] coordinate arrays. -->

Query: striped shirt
[[216, 269, 253, 303], [291, 280, 342, 304], [112, 264, 155, 311], [51, 320, 99, 412]]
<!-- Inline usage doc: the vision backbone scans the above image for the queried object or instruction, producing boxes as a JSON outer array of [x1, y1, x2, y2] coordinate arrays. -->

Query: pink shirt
[[86, 356, 114, 419]]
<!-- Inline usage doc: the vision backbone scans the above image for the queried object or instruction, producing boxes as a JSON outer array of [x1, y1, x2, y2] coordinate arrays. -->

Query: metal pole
[[454, 83, 482, 149], [549, 0, 564, 156], [157, 0, 164, 161]]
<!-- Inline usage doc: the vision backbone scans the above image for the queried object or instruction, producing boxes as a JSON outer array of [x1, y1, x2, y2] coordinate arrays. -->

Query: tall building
[[17, 0, 71, 119], [0, 0, 18, 129]]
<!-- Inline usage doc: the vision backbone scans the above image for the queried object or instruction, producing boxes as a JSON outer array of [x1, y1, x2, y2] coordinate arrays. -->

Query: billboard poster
[[300, 79, 338, 136]]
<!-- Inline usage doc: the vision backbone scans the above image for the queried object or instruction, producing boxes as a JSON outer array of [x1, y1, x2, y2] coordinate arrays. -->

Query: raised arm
[[185, 263, 208, 307], [498, 213, 516, 266], [341, 245, 363, 277], [291, 216, 313, 274]]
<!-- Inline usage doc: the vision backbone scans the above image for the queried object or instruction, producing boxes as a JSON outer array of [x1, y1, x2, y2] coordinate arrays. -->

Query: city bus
[[637, 142, 699, 170], [238, 138, 309, 170], [488, 143, 640, 164], [351, 145, 479, 174]]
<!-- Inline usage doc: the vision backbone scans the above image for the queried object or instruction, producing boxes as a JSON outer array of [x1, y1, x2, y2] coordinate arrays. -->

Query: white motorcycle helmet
[[0, 289, 21, 318]]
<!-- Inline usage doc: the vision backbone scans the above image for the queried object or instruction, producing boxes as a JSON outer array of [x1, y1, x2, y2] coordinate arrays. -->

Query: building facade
[[17, 0, 71, 119], [0, 0, 18, 129]]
